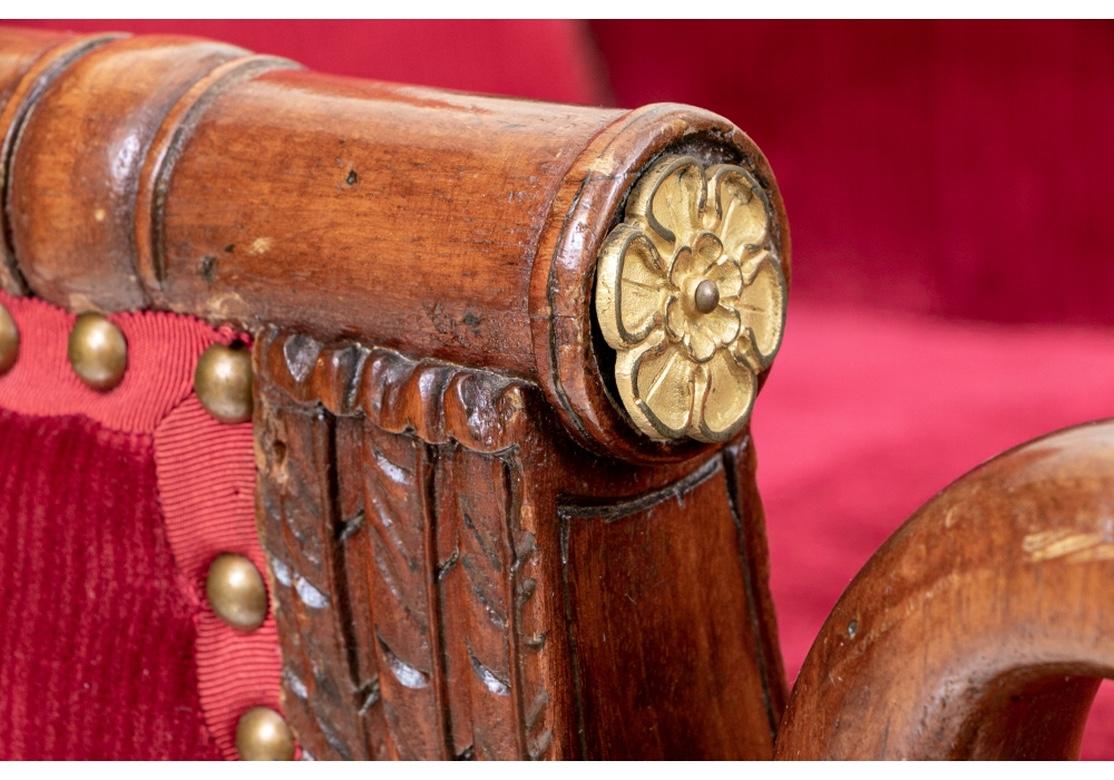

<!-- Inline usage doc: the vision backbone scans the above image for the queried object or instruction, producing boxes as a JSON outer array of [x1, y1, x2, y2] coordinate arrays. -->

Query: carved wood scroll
[[254, 328, 785, 760], [0, 26, 791, 760]]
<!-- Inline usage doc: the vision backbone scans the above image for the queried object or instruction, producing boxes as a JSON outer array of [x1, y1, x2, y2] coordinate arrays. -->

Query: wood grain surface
[[0, 28, 123, 292], [0, 24, 788, 759], [776, 420, 1114, 759]]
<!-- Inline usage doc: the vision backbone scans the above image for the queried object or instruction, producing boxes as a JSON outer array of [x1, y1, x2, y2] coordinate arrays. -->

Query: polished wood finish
[[0, 28, 124, 293], [252, 328, 784, 759], [561, 437, 783, 759], [156, 71, 619, 379], [9, 35, 248, 310], [776, 420, 1114, 760]]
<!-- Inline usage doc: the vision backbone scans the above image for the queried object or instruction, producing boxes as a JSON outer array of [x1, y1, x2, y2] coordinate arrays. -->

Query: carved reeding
[[0, 32, 125, 294], [257, 404, 370, 759], [257, 327, 531, 453], [255, 326, 770, 761], [503, 451, 553, 760]]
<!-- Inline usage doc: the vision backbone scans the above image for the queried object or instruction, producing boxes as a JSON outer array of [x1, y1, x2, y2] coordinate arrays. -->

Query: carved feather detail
[[255, 328, 552, 760]]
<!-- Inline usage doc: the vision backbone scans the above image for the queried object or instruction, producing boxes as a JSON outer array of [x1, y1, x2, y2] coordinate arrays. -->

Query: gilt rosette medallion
[[595, 155, 787, 443]]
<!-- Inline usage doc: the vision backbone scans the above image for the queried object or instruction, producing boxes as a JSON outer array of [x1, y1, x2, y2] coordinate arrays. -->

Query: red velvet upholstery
[[0, 408, 220, 759], [751, 302, 1114, 758], [11, 20, 1114, 758]]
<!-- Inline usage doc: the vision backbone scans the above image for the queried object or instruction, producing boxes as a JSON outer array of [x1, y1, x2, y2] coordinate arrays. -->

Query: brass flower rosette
[[595, 155, 787, 443]]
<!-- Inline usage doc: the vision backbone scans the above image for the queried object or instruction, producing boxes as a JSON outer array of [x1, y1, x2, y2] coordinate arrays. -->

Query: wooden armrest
[[776, 420, 1114, 760], [0, 25, 789, 460], [0, 25, 792, 759]]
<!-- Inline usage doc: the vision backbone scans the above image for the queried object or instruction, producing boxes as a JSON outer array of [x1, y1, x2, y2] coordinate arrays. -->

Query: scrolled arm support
[[776, 419, 1114, 760]]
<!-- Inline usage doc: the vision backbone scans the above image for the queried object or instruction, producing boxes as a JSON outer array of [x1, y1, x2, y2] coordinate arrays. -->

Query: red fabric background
[[11, 19, 1114, 758], [592, 20, 1114, 329]]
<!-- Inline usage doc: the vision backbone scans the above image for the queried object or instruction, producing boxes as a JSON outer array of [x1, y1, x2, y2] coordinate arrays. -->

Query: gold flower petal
[[629, 156, 705, 255], [694, 351, 756, 442], [692, 232, 723, 269], [708, 165, 769, 260], [704, 304, 742, 348], [707, 259, 744, 299], [664, 295, 687, 341], [686, 326, 717, 363], [616, 334, 696, 439], [668, 246, 703, 288], [595, 225, 667, 348], [687, 306, 741, 362], [737, 256, 787, 367]]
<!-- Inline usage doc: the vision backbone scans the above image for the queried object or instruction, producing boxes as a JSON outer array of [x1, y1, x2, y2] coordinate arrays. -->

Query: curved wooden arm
[[776, 419, 1114, 759]]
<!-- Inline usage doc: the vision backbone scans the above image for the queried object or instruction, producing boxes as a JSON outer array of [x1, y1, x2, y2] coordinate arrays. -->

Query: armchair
[[0, 23, 1110, 760]]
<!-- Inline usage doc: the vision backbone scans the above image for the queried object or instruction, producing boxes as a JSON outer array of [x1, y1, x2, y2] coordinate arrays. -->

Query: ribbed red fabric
[[0, 290, 280, 759], [0, 294, 213, 432], [154, 396, 282, 758]]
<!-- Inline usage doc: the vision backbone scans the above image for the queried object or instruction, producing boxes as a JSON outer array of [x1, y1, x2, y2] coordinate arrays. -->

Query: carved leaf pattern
[[254, 328, 553, 760], [435, 448, 518, 759], [359, 425, 444, 759], [256, 400, 374, 760]]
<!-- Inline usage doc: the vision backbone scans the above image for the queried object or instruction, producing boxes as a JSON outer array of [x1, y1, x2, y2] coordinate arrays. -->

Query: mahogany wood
[[8, 36, 251, 312], [0, 28, 123, 293], [776, 420, 1114, 760], [1, 28, 790, 758]]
